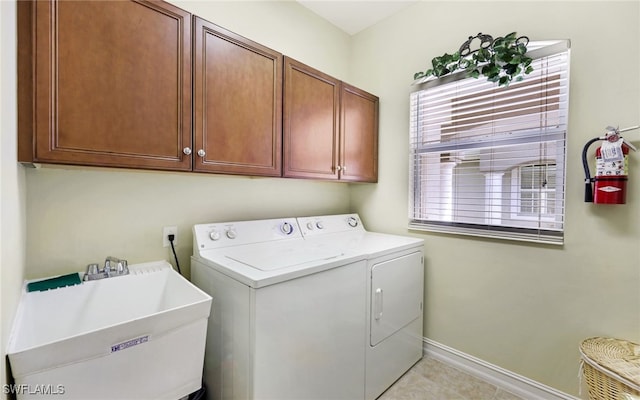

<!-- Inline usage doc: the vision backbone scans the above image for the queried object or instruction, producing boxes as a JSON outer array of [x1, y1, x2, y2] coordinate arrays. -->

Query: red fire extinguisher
[[582, 126, 638, 204]]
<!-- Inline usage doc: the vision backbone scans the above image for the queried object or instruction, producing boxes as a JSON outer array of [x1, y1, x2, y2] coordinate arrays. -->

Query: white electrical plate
[[163, 226, 177, 248]]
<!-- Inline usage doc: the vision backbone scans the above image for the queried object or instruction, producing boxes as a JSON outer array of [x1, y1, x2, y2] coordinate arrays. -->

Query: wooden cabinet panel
[[283, 57, 340, 180], [193, 17, 282, 176], [18, 0, 192, 171], [340, 83, 379, 182]]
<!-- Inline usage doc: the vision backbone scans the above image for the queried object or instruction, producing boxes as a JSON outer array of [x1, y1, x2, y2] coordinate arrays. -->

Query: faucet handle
[[83, 263, 100, 281], [87, 263, 99, 275], [116, 259, 128, 274]]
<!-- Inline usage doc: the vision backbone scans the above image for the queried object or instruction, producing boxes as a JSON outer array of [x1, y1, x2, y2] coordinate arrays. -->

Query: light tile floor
[[378, 356, 525, 400]]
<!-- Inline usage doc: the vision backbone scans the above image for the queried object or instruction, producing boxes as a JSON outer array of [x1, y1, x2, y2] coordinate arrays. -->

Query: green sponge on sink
[[26, 273, 82, 292]]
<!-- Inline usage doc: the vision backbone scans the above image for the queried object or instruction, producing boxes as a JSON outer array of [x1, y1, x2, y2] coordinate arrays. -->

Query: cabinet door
[[283, 57, 340, 180], [340, 83, 379, 182], [193, 17, 282, 176], [19, 0, 192, 171]]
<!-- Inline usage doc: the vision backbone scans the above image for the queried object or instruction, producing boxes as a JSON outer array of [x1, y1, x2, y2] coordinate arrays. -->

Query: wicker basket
[[580, 337, 640, 400]]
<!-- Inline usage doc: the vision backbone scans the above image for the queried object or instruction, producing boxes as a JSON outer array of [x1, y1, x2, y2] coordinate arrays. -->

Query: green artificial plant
[[414, 32, 534, 87]]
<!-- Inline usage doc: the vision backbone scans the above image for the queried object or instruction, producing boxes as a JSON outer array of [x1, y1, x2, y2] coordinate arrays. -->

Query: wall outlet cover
[[163, 226, 178, 247]]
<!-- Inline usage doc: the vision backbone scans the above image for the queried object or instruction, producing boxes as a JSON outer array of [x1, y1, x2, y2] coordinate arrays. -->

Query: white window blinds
[[409, 40, 570, 244]]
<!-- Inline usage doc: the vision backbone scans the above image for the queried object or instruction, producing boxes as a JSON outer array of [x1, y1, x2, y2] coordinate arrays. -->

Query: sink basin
[[7, 261, 212, 400]]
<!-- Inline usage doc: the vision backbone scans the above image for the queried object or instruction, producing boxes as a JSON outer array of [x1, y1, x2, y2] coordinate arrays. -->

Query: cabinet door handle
[[183, 147, 192, 155], [342, 165, 347, 172], [197, 149, 206, 157], [336, 166, 342, 171]]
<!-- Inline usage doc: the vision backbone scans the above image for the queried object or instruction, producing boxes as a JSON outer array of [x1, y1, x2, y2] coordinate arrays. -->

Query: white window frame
[[409, 40, 570, 245], [510, 163, 557, 222]]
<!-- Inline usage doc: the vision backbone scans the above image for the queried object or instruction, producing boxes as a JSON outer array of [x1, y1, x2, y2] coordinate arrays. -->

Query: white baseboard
[[423, 338, 581, 400]]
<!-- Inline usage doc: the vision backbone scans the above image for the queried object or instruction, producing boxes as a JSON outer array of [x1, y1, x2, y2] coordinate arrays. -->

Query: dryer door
[[370, 251, 423, 346]]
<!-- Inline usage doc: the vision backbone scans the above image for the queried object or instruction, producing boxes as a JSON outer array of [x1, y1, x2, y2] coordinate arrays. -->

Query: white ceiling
[[296, 1, 417, 35]]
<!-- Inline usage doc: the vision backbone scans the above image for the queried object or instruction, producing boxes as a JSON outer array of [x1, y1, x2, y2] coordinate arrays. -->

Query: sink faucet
[[83, 256, 129, 281]]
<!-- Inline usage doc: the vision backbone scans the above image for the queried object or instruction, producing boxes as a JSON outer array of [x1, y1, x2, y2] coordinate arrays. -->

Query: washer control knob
[[306, 222, 314, 230], [316, 221, 324, 229], [209, 230, 220, 241], [347, 216, 359, 227], [280, 221, 295, 235], [226, 229, 237, 239]]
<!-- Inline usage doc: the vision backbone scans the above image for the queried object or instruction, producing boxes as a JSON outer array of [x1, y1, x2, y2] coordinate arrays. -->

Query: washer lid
[[224, 242, 344, 271]]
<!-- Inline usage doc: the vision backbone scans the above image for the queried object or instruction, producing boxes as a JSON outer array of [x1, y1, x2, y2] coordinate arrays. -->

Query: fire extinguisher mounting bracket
[[605, 125, 638, 151]]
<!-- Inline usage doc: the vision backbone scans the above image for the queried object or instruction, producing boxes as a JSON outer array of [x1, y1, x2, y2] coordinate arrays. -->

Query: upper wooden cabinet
[[18, 0, 193, 171], [283, 57, 378, 182], [283, 57, 340, 180], [18, 1, 377, 182], [339, 83, 379, 182], [193, 17, 283, 177]]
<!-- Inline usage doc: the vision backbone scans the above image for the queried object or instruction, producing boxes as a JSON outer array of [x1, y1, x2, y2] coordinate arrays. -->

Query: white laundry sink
[[7, 261, 212, 400]]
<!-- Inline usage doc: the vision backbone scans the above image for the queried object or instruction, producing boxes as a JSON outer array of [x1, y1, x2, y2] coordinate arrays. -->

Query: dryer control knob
[[316, 221, 324, 229], [306, 222, 314, 230], [347, 216, 359, 227], [209, 230, 221, 241], [226, 229, 237, 239], [281, 222, 294, 235]]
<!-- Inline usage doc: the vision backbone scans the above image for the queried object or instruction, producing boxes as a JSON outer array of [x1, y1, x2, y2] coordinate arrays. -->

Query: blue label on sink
[[111, 335, 149, 353]]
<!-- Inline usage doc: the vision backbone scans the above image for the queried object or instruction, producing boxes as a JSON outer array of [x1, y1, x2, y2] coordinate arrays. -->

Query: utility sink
[[7, 261, 212, 400]]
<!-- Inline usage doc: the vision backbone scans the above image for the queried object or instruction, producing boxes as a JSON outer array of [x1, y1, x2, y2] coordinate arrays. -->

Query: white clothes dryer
[[297, 214, 425, 400], [191, 217, 368, 400]]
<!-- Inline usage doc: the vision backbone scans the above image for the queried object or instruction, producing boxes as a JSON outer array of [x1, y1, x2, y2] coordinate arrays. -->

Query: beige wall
[[25, 167, 351, 278], [349, 1, 640, 396], [1, 0, 27, 395]]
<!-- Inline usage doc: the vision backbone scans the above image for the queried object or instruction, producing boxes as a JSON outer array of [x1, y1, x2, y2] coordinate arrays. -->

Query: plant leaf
[[504, 64, 518, 75], [517, 44, 527, 55]]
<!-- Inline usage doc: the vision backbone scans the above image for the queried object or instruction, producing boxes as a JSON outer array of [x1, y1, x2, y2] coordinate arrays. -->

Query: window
[[409, 40, 570, 244], [511, 163, 556, 219]]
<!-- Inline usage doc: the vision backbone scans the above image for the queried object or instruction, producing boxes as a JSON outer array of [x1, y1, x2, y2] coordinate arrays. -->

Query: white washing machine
[[297, 214, 424, 400], [191, 217, 368, 400]]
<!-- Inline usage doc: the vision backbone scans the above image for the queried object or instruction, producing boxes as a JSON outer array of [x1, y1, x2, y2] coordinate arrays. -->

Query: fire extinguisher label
[[600, 138, 625, 162], [598, 186, 622, 193], [596, 157, 628, 176]]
